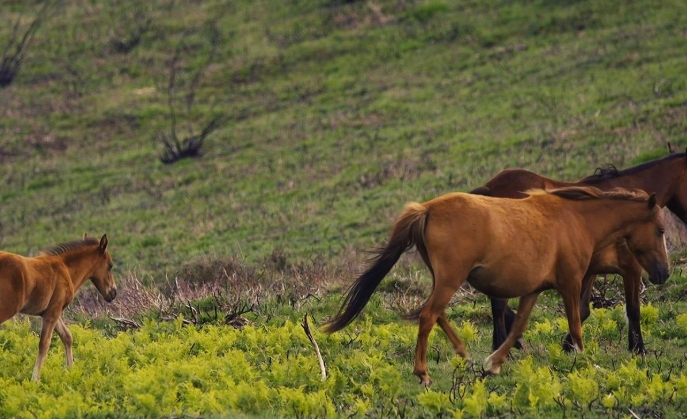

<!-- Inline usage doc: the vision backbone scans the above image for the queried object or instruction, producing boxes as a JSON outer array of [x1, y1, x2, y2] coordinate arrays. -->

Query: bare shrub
[[109, 9, 152, 54], [156, 22, 226, 164], [67, 253, 339, 328], [0, 1, 60, 88]]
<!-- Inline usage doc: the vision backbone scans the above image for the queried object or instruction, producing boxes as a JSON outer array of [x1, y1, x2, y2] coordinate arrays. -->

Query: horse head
[[624, 194, 671, 285], [89, 234, 117, 302]]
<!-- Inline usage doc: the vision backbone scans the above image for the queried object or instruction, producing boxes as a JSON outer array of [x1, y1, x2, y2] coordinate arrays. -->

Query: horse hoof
[[562, 338, 574, 353], [417, 376, 433, 387], [486, 365, 501, 375], [630, 344, 646, 356]]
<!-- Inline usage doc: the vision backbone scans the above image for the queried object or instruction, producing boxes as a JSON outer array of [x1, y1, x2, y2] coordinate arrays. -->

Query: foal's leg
[[32, 314, 59, 382], [54, 317, 74, 366], [563, 272, 596, 352], [414, 281, 465, 386], [484, 292, 539, 375]]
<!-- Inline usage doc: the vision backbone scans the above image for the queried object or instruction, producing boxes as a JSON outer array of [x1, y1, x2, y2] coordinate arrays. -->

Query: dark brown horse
[[0, 235, 116, 381], [473, 149, 687, 354], [325, 186, 669, 384]]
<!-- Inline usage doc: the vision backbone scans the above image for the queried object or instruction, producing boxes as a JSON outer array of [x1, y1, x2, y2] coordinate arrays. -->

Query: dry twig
[[301, 313, 326, 381]]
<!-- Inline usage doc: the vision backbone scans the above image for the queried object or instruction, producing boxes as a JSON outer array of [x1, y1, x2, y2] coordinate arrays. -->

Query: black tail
[[324, 202, 429, 333]]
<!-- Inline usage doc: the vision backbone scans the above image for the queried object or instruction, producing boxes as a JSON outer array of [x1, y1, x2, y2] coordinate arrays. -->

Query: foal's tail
[[324, 202, 429, 333]]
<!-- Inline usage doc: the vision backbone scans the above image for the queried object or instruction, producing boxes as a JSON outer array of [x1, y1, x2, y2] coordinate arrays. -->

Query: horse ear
[[83, 233, 88, 240], [668, 143, 675, 153], [648, 194, 657, 209], [99, 234, 108, 253]]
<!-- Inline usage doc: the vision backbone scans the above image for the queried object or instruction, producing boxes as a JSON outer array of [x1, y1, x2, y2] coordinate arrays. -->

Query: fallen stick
[[301, 313, 326, 381]]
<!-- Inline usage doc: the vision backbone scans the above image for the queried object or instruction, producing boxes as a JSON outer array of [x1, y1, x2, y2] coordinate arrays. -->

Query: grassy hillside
[[1, 0, 686, 280]]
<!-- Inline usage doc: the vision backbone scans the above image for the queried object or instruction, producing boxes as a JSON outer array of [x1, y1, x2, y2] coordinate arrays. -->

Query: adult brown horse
[[325, 186, 669, 384], [0, 234, 116, 381], [473, 149, 687, 354]]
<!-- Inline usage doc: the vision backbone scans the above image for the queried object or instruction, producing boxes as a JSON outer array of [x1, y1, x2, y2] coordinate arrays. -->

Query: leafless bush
[[109, 9, 152, 54], [67, 253, 340, 327], [156, 22, 226, 164], [0, 1, 60, 88]]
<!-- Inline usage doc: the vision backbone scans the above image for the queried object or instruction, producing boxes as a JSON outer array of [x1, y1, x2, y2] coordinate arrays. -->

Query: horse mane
[[581, 152, 686, 183], [40, 237, 99, 256], [535, 186, 650, 202]]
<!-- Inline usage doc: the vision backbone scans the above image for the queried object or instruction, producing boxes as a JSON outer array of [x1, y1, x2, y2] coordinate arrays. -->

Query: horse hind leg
[[491, 297, 517, 351], [54, 317, 74, 366], [436, 312, 469, 360], [413, 275, 468, 386], [484, 292, 539, 375]]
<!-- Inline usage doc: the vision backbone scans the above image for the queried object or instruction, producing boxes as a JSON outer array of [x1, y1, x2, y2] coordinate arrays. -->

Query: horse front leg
[[560, 282, 584, 353], [621, 260, 645, 354], [563, 272, 595, 352], [54, 317, 74, 367], [33, 314, 59, 381], [484, 292, 539, 375]]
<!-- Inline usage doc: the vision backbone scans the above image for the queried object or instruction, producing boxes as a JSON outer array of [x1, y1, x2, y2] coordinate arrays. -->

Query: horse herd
[[0, 147, 685, 385]]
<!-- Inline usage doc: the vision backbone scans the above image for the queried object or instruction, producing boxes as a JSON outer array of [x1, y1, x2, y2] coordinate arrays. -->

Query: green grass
[[2, 0, 687, 417], [1, 0, 686, 277]]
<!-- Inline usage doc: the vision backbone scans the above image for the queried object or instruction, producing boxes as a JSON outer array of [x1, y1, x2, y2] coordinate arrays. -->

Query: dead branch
[[110, 316, 141, 330], [301, 313, 326, 381]]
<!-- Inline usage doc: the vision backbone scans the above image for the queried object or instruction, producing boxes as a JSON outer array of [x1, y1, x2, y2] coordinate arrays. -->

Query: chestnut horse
[[474, 149, 687, 354], [325, 186, 669, 384], [0, 235, 116, 381]]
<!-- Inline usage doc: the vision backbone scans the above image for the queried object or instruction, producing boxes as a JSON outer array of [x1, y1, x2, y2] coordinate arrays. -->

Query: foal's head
[[86, 234, 117, 302]]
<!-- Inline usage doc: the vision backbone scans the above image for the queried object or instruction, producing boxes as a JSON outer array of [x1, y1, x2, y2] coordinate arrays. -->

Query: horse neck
[[572, 199, 652, 250], [578, 158, 685, 207], [58, 249, 98, 290]]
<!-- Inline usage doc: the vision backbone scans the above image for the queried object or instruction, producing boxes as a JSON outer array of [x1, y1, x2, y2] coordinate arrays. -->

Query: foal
[[325, 187, 669, 384], [0, 234, 116, 381]]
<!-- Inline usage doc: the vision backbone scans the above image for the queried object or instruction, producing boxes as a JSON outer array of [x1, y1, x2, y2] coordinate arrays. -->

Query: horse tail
[[470, 185, 491, 196], [324, 202, 429, 333]]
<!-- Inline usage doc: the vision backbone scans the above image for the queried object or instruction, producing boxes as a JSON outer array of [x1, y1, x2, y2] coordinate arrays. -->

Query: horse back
[[474, 169, 573, 199], [423, 193, 591, 285]]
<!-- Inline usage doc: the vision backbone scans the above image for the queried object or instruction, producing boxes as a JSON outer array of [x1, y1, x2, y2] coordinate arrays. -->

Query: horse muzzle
[[105, 288, 117, 302], [648, 266, 670, 285]]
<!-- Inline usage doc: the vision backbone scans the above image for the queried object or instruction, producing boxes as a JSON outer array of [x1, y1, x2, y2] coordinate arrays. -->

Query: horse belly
[[466, 266, 547, 299]]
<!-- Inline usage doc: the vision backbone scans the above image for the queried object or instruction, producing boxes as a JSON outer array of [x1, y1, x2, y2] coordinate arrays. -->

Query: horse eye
[[108, 263, 114, 270], [658, 228, 665, 236]]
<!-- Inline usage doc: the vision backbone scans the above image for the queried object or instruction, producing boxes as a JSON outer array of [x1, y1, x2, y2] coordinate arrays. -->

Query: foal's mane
[[536, 186, 650, 202], [581, 152, 686, 183], [40, 237, 99, 256]]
